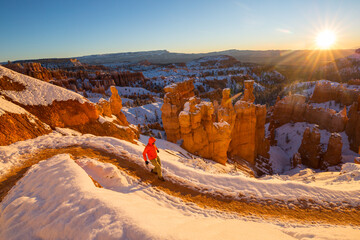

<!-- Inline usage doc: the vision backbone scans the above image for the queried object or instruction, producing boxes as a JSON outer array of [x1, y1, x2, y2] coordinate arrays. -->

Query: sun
[[316, 30, 336, 49]]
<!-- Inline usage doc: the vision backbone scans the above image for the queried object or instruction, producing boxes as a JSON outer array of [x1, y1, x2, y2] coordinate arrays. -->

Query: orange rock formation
[[179, 89, 236, 164], [0, 100, 52, 146], [241, 80, 255, 103], [310, 81, 360, 106], [228, 100, 269, 165], [162, 80, 269, 166], [161, 79, 195, 143]]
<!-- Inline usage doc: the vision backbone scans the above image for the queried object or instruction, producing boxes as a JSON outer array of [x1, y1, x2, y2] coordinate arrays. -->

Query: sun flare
[[316, 30, 336, 49]]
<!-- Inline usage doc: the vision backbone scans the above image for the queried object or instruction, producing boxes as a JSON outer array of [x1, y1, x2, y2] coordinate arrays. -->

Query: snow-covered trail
[[1, 129, 360, 208], [1, 153, 359, 240], [1, 143, 360, 228]]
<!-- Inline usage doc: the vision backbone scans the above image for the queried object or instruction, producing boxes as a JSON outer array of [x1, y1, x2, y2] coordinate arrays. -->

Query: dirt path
[[1, 146, 360, 226]]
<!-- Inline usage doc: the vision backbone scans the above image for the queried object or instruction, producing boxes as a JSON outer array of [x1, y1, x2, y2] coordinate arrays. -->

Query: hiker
[[143, 137, 165, 181]]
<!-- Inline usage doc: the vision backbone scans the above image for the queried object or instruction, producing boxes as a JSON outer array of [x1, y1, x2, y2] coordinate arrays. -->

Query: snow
[[0, 66, 87, 106], [1, 153, 359, 239], [0, 97, 28, 116], [0, 97, 51, 130], [106, 86, 159, 97], [274, 122, 358, 165], [122, 101, 163, 125], [310, 100, 347, 113], [1, 130, 360, 208], [269, 146, 290, 174]]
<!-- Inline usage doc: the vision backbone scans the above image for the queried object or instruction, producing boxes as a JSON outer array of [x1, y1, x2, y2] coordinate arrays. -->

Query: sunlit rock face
[[161, 79, 195, 143], [0, 99, 52, 146], [228, 100, 269, 165], [179, 89, 236, 164]]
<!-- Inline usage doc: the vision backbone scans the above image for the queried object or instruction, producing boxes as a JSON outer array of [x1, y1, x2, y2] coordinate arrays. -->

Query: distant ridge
[[77, 49, 355, 67], [3, 49, 355, 67]]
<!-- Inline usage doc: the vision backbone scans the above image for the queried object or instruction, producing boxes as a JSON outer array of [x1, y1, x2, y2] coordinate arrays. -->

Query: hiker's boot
[[158, 176, 165, 181]]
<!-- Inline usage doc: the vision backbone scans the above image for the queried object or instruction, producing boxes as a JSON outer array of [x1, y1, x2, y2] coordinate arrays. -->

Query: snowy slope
[[122, 101, 163, 125], [0, 97, 28, 116], [106, 86, 159, 96], [274, 122, 358, 165], [0, 66, 87, 106], [1, 154, 359, 240]]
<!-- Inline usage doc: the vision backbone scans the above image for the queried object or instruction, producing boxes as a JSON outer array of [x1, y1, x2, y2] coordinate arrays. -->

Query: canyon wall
[[269, 94, 348, 144], [0, 66, 138, 143], [4, 62, 145, 93], [310, 81, 360, 106]]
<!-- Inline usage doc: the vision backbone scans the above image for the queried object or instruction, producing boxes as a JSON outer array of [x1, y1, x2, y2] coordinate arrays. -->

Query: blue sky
[[0, 0, 359, 61]]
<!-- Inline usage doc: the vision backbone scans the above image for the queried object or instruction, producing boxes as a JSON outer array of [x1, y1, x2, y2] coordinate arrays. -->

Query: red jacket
[[143, 137, 158, 161]]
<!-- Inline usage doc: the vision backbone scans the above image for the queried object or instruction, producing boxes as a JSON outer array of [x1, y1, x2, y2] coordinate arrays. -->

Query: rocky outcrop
[[345, 99, 360, 152], [0, 99, 51, 146], [310, 81, 360, 106], [161, 79, 269, 165], [323, 133, 343, 166], [23, 100, 99, 129], [0, 66, 138, 143], [228, 101, 269, 165], [296, 127, 343, 169], [109, 86, 123, 116], [298, 126, 322, 169], [96, 86, 128, 126], [241, 80, 255, 103], [161, 79, 195, 142], [269, 94, 348, 144], [179, 89, 236, 164], [0, 76, 26, 91]]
